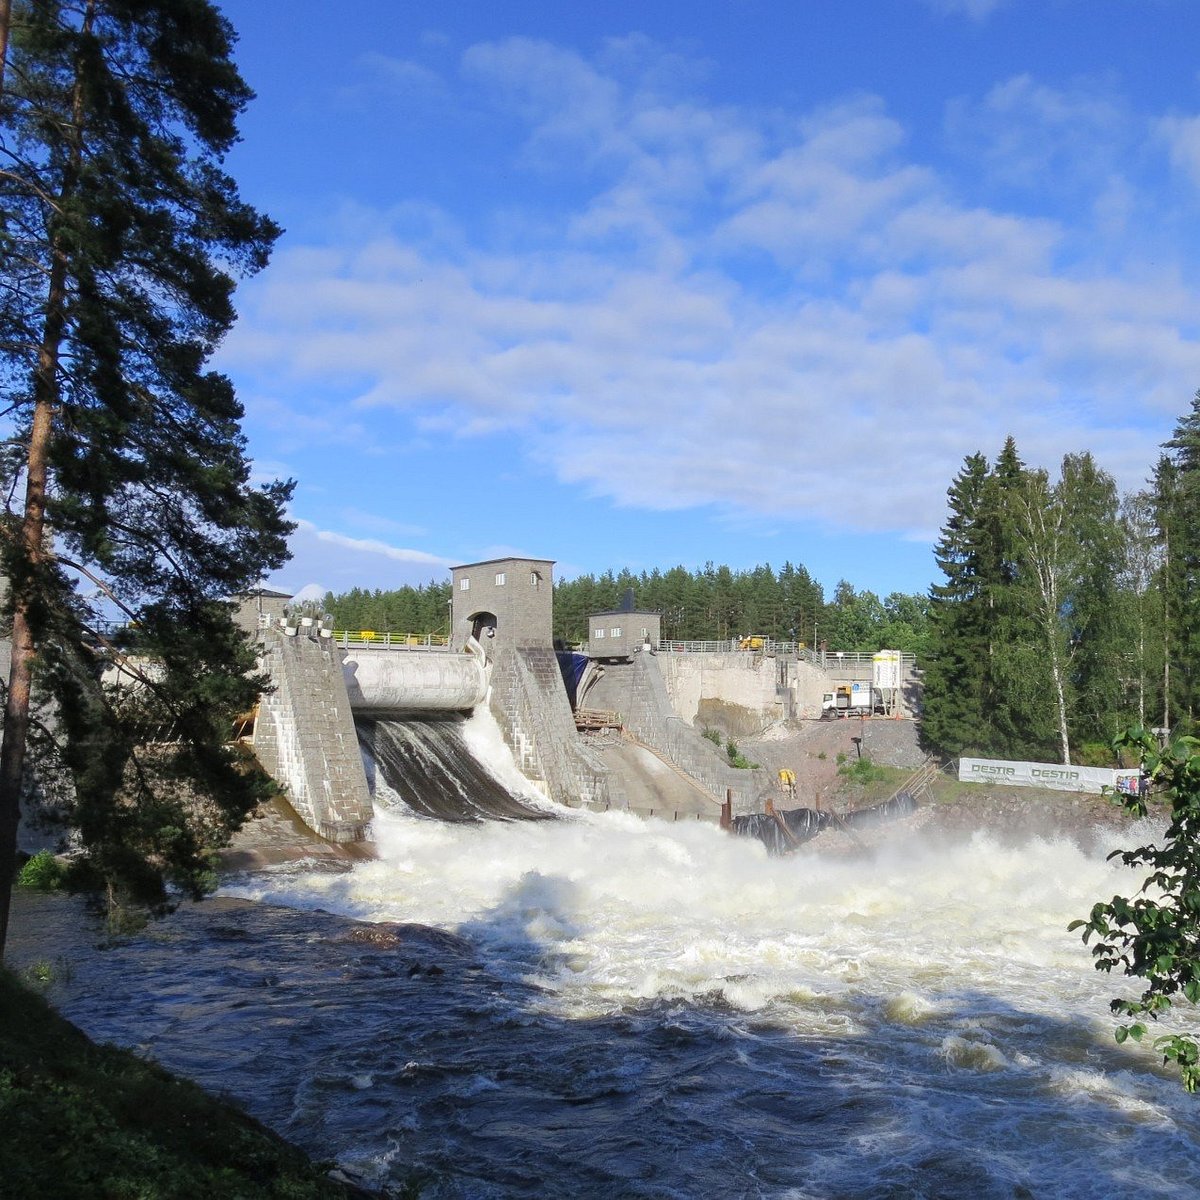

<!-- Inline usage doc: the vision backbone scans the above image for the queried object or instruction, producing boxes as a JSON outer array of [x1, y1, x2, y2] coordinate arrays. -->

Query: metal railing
[[656, 638, 801, 655], [653, 640, 918, 673], [330, 630, 451, 650]]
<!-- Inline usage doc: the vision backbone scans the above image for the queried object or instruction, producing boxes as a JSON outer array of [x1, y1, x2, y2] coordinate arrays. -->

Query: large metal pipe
[[341, 649, 488, 713]]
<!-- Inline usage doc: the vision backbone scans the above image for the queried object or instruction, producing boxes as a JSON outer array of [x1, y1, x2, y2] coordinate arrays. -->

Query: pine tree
[[0, 1, 292, 955]]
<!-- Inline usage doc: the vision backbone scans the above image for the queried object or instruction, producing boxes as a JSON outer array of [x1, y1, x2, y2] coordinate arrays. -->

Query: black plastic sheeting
[[556, 651, 590, 708], [731, 791, 918, 856]]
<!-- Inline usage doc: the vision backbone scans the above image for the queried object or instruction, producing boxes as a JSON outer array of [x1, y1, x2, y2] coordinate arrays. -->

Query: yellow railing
[[331, 630, 451, 649]]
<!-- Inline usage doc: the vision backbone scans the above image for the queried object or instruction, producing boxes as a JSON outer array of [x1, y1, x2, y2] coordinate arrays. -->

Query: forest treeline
[[321, 565, 932, 657]]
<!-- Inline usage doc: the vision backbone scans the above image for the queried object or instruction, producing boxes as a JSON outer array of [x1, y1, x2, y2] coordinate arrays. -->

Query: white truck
[[820, 682, 884, 718]]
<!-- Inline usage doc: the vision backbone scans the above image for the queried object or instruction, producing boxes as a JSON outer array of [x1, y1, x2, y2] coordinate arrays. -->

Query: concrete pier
[[253, 627, 373, 843]]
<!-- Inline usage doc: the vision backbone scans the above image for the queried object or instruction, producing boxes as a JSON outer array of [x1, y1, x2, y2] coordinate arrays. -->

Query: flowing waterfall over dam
[[253, 621, 498, 840], [252, 609, 590, 838], [359, 713, 554, 823]]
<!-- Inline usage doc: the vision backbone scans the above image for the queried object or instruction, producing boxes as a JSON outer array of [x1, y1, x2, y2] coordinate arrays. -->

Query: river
[[11, 794, 1200, 1199]]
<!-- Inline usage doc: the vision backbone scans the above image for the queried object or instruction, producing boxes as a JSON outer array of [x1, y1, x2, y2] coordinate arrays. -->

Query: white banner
[[959, 757, 1140, 795]]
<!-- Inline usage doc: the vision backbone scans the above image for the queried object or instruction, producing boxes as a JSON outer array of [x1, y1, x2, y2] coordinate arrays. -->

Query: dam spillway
[[359, 714, 553, 823], [254, 629, 494, 841], [342, 648, 489, 713]]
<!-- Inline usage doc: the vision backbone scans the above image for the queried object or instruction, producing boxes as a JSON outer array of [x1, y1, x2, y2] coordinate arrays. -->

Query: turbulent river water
[[11, 715, 1200, 1198]]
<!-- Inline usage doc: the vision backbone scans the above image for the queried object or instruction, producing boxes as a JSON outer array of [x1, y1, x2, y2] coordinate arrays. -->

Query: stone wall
[[253, 628, 373, 842], [450, 558, 553, 650], [232, 589, 293, 638], [487, 645, 624, 811]]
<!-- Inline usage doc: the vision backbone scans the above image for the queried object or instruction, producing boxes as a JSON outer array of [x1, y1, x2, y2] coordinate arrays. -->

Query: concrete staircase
[[487, 645, 626, 812], [585, 652, 762, 816]]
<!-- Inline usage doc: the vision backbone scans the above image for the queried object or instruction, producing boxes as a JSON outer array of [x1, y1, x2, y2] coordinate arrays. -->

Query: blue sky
[[211, 0, 1200, 605]]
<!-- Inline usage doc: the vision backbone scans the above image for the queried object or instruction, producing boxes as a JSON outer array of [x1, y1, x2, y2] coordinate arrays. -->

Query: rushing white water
[[13, 699, 1198, 1196], [219, 804, 1200, 1197], [230, 805, 1137, 1021]]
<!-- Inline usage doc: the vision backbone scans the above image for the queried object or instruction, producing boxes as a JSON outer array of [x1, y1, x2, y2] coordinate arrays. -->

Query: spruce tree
[[1119, 489, 1165, 730], [0, 1, 292, 955], [1158, 393, 1200, 733], [978, 437, 1035, 755], [922, 452, 992, 756]]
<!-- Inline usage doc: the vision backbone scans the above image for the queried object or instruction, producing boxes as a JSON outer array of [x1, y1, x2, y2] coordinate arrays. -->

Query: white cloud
[[232, 38, 1200, 546], [1159, 113, 1200, 190], [267, 519, 454, 597], [946, 75, 1131, 196]]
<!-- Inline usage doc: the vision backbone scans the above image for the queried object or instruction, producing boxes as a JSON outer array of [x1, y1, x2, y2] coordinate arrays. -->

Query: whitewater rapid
[[214, 803, 1200, 1197]]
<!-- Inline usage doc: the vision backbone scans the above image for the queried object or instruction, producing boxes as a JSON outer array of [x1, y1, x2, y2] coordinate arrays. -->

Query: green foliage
[[1071, 728, 1200, 1090], [1157, 393, 1200, 731], [724, 740, 758, 770], [325, 561, 931, 653], [16, 851, 66, 892], [837, 756, 892, 785], [925, 390, 1200, 765], [701, 728, 722, 747], [923, 440, 1133, 763], [19, 959, 60, 989], [921, 452, 994, 758], [322, 580, 452, 635], [1075, 741, 1118, 768], [0, 968, 369, 1197]]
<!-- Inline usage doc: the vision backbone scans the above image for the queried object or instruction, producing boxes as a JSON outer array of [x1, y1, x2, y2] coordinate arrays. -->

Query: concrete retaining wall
[[657, 651, 837, 729], [659, 652, 781, 735], [586, 653, 763, 817]]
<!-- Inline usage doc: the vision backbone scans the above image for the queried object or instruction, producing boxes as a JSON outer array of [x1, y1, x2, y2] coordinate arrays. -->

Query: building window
[[495, 572, 506, 586], [531, 571, 541, 588], [459, 578, 470, 591], [610, 627, 621, 638], [595, 628, 605, 639]]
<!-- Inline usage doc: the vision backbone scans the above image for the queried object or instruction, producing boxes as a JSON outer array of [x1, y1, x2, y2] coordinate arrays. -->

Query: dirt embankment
[[741, 717, 1150, 852]]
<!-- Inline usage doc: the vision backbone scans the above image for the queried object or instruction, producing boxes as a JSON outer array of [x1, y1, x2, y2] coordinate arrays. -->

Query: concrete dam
[[245, 556, 916, 845], [250, 619, 678, 842]]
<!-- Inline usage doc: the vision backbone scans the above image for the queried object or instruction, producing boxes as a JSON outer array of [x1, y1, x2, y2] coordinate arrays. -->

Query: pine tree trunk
[[0, 0, 11, 92], [0, 294, 62, 958], [0, 9, 89, 958]]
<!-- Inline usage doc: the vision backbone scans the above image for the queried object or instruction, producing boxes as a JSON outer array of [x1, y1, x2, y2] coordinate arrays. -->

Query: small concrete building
[[450, 557, 554, 653], [233, 586, 294, 637], [587, 606, 661, 660]]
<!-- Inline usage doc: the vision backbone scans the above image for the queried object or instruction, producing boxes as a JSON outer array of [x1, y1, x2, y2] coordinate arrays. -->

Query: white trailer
[[820, 682, 884, 718]]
